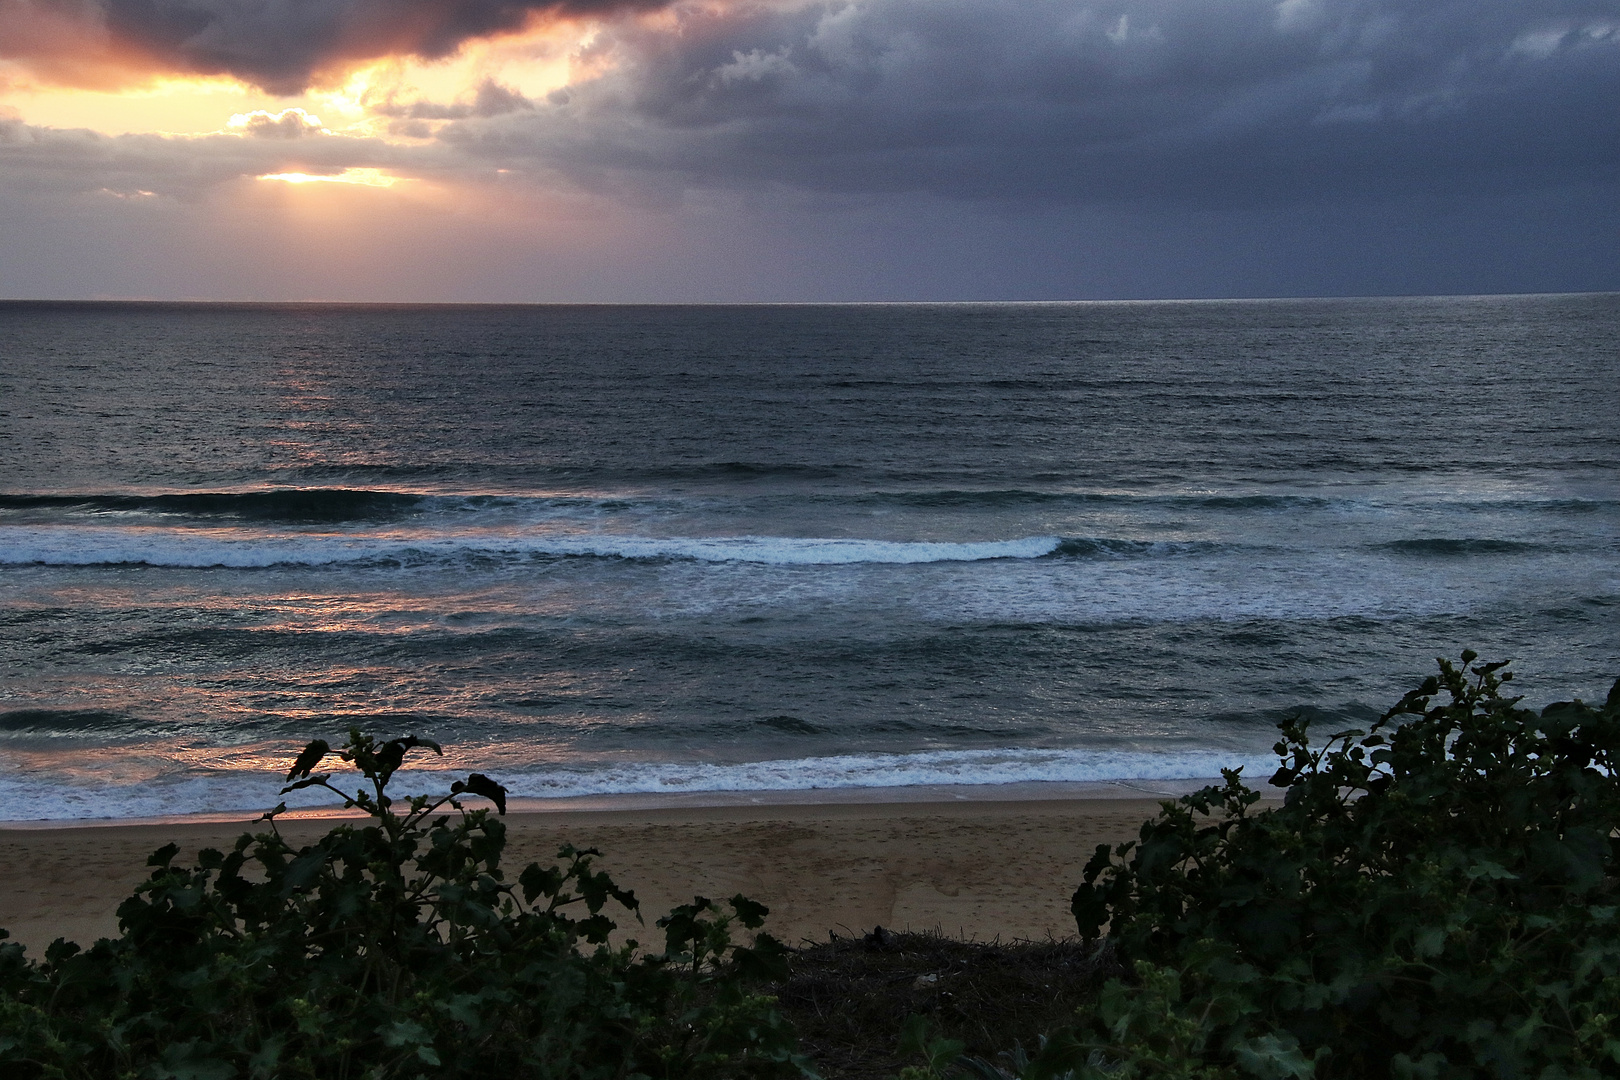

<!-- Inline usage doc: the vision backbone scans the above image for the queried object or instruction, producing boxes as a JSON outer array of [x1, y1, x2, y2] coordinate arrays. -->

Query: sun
[[258, 169, 406, 188]]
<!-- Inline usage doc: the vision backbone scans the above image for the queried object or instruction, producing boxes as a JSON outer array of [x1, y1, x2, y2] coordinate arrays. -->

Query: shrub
[[1067, 655, 1620, 1078], [0, 732, 812, 1080]]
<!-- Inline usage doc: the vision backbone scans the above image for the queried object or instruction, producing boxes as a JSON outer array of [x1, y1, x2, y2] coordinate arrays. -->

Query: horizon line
[[3, 290, 1616, 308]]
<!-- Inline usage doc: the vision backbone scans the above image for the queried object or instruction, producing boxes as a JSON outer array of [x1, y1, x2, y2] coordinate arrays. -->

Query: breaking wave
[[0, 527, 1072, 568], [0, 745, 1281, 821]]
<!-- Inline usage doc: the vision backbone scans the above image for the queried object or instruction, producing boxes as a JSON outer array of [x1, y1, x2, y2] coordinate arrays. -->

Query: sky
[[1, 0, 1616, 301]]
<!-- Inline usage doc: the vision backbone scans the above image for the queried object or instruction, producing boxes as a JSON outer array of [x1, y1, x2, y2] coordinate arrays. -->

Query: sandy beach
[[0, 790, 1200, 954]]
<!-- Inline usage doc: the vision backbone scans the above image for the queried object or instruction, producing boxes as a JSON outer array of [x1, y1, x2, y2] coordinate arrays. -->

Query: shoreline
[[0, 786, 1267, 955], [0, 776, 1230, 830]]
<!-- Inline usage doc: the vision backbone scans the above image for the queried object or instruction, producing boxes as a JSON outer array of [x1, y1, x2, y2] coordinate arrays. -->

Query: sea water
[[2, 295, 1617, 820]]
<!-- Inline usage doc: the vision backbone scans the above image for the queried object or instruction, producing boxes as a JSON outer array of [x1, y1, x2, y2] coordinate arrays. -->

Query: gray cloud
[[0, 115, 425, 198], [1, 0, 1615, 300], [6, 0, 1617, 215], [428, 0, 1620, 208], [374, 78, 534, 120], [231, 107, 326, 138]]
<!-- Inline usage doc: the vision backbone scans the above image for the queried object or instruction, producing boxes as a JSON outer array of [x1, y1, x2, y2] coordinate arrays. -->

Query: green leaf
[[245, 1035, 285, 1079], [382, 1019, 434, 1049], [897, 1014, 964, 1077], [1390, 1053, 1448, 1080], [1070, 883, 1109, 941], [1233, 1032, 1320, 1079], [729, 893, 769, 929], [1465, 860, 1517, 881], [519, 862, 564, 903]]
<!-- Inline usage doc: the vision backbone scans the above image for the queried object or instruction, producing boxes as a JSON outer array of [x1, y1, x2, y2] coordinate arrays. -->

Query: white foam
[[543, 534, 1063, 564], [0, 525, 1064, 568], [0, 746, 1278, 821], [491, 746, 1279, 798]]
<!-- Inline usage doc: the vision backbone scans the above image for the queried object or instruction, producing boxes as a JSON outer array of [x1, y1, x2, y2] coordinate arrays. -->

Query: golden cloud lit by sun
[[0, 10, 598, 139], [229, 107, 327, 136]]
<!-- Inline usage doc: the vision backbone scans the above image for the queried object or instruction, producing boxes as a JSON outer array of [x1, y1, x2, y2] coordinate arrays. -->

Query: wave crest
[[0, 528, 1067, 568], [0, 489, 423, 523]]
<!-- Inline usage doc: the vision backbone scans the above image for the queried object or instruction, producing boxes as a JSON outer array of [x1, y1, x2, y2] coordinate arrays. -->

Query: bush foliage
[[5, 657, 1618, 1080], [0, 732, 810, 1080], [1064, 655, 1620, 1079]]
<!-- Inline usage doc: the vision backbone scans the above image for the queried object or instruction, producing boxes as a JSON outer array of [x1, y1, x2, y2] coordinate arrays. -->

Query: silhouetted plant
[[0, 731, 810, 1080], [884, 657, 1620, 1080], [1063, 655, 1620, 1079]]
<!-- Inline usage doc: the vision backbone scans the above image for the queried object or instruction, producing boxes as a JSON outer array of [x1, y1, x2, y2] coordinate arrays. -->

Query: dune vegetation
[[2, 656, 1617, 1079]]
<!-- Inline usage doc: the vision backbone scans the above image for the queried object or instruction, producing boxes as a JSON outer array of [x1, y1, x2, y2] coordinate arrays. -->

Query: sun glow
[[0, 68, 292, 135], [258, 168, 405, 187], [1, 10, 594, 141]]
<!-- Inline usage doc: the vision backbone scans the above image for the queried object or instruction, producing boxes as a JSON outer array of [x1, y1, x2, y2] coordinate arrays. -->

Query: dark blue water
[[2, 296, 1617, 818]]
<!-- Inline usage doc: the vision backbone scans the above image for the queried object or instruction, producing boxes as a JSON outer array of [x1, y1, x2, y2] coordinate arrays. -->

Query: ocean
[[2, 295, 1617, 821]]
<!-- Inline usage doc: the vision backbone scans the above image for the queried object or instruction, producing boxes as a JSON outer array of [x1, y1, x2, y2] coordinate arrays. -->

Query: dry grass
[[773, 928, 1120, 1079]]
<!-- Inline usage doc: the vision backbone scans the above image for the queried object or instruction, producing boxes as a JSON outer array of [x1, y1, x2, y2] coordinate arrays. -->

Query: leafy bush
[[1066, 655, 1620, 1079], [0, 732, 811, 1080]]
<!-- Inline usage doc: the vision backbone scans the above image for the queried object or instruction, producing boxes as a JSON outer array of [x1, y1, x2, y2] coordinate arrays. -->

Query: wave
[[847, 489, 1336, 510], [1375, 538, 1546, 556], [6, 486, 1615, 527], [490, 746, 1283, 799], [0, 745, 1282, 821], [268, 463, 860, 486], [0, 489, 425, 523], [864, 490, 1608, 514], [0, 526, 1073, 568], [0, 708, 141, 733], [560, 534, 1068, 565], [1048, 537, 1227, 558], [0, 521, 1268, 568]]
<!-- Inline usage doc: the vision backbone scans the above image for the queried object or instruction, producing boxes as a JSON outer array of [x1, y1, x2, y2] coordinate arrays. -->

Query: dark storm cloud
[[3, 0, 1616, 223], [2, 0, 667, 92], [434, 0, 1620, 208]]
